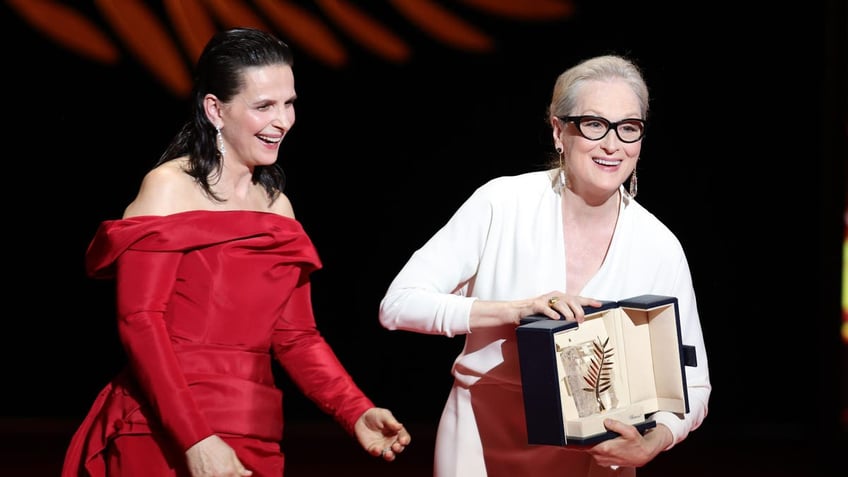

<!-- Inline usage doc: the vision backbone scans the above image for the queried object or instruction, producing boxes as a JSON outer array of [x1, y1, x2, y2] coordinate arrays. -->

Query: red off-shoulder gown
[[62, 210, 375, 476]]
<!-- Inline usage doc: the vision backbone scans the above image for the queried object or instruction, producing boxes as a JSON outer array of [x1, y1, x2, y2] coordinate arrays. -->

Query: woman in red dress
[[62, 27, 410, 477]]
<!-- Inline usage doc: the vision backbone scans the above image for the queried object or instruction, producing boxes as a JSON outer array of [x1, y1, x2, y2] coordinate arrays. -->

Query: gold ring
[[548, 296, 559, 307]]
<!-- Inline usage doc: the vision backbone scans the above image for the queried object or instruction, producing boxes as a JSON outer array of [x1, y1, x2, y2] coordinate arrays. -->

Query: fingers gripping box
[[516, 295, 698, 446]]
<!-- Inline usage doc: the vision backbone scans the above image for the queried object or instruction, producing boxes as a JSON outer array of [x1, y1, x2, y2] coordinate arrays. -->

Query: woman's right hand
[[186, 435, 253, 477], [537, 291, 602, 322], [468, 292, 602, 328]]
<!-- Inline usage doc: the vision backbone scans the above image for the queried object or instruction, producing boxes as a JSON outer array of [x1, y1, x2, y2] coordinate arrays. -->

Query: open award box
[[516, 294, 698, 446]]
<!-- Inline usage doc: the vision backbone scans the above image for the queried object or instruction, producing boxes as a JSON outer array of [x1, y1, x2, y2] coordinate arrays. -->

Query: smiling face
[[553, 78, 642, 203], [206, 64, 296, 168]]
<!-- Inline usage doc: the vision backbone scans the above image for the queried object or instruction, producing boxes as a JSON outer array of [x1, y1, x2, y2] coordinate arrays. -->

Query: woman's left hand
[[587, 419, 672, 469], [354, 407, 412, 461]]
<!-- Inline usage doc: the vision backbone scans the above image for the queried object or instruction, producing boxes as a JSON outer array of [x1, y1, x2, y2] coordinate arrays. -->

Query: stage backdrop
[[3, 0, 845, 453]]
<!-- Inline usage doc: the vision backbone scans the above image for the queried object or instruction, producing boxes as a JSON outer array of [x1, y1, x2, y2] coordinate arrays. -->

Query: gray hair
[[547, 55, 649, 121]]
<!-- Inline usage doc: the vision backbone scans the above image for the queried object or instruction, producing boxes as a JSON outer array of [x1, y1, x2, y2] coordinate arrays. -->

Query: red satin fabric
[[62, 211, 374, 476]]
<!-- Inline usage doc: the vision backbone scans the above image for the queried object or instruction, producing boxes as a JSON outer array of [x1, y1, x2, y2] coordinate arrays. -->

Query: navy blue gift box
[[516, 295, 698, 446]]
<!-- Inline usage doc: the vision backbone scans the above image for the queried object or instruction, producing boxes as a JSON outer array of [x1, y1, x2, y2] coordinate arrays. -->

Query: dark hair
[[157, 27, 294, 203]]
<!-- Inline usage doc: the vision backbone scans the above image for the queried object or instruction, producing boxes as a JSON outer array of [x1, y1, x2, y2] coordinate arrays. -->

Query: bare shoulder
[[269, 192, 295, 219], [123, 159, 194, 218]]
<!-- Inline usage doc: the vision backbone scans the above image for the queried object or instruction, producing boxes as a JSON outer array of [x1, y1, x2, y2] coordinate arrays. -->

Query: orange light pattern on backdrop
[[5, 0, 574, 97]]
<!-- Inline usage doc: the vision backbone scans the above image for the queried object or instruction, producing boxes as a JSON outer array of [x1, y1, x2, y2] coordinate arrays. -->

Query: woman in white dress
[[379, 54, 711, 477]]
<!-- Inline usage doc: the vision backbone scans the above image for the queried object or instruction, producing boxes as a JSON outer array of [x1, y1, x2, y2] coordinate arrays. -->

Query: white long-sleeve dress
[[379, 170, 711, 477]]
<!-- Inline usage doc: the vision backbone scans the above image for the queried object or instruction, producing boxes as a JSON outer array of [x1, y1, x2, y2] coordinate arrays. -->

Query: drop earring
[[216, 125, 226, 158], [556, 146, 566, 189], [629, 167, 638, 198]]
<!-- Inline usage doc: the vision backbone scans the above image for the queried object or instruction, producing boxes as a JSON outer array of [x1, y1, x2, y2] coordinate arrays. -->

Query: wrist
[[645, 424, 673, 454]]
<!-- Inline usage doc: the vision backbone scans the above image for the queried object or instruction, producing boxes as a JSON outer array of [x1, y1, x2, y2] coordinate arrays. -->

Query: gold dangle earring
[[556, 146, 566, 190], [629, 166, 638, 198]]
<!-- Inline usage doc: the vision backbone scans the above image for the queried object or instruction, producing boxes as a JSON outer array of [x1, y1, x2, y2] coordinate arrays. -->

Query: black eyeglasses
[[557, 115, 646, 143]]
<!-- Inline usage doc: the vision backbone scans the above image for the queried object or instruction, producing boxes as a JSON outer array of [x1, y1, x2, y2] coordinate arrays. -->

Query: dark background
[[2, 1, 846, 475]]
